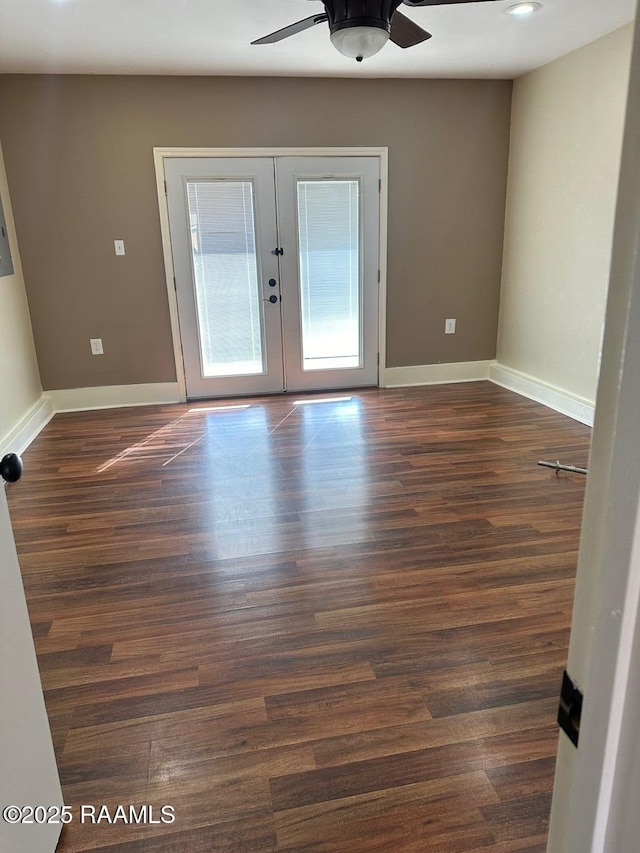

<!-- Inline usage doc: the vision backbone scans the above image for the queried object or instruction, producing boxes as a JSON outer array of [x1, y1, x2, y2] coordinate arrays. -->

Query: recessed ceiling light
[[507, 2, 542, 15]]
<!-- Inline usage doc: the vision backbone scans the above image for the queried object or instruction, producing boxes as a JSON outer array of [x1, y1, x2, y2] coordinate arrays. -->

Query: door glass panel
[[187, 180, 265, 377], [296, 180, 361, 371]]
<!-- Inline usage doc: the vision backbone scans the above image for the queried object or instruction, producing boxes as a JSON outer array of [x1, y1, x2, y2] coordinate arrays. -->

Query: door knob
[[268, 278, 277, 287], [269, 294, 278, 304], [1, 453, 23, 483]]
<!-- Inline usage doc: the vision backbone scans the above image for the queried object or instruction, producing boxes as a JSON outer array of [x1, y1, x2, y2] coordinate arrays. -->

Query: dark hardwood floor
[[8, 383, 591, 852]]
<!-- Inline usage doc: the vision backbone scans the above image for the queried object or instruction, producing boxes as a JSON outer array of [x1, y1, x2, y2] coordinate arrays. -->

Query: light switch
[[90, 338, 104, 355], [114, 240, 125, 256]]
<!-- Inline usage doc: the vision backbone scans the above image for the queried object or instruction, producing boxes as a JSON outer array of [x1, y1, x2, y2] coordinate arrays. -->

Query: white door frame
[[154, 147, 389, 402], [547, 11, 640, 853]]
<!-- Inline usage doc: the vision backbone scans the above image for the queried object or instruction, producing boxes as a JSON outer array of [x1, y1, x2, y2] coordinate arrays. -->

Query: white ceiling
[[0, 0, 635, 79]]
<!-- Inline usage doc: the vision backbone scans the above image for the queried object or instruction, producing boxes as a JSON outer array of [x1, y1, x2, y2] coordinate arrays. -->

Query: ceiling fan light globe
[[330, 26, 390, 60], [506, 2, 542, 16]]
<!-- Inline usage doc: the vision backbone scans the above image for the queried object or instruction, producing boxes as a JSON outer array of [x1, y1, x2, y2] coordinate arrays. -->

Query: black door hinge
[[558, 670, 583, 748]]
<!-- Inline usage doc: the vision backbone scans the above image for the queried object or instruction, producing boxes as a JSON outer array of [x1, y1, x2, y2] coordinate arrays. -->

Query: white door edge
[[154, 147, 389, 402], [547, 12, 640, 853], [0, 485, 63, 853]]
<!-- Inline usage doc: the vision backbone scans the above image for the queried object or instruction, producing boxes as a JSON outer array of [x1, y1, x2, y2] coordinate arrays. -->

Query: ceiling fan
[[252, 0, 501, 62]]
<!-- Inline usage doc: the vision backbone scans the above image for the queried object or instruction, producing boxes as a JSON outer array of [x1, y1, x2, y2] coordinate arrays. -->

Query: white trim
[[154, 150, 187, 402], [381, 360, 492, 388], [489, 362, 595, 426], [153, 146, 389, 393], [0, 395, 54, 457], [154, 147, 389, 160], [378, 152, 389, 382], [48, 383, 181, 413]]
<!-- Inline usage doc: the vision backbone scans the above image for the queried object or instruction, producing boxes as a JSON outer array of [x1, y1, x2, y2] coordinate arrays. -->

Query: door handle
[[1, 453, 23, 483], [268, 294, 278, 304]]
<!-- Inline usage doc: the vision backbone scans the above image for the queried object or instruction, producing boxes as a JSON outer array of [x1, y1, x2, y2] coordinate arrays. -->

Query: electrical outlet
[[90, 338, 104, 355], [114, 239, 125, 256], [445, 318, 457, 335]]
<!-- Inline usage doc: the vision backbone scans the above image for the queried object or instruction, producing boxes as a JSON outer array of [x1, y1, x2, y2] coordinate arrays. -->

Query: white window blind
[[187, 180, 265, 377], [296, 180, 362, 371]]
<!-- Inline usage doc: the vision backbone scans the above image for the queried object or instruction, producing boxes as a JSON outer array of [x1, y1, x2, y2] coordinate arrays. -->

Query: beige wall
[[0, 75, 511, 391], [497, 25, 634, 405], [0, 142, 43, 448]]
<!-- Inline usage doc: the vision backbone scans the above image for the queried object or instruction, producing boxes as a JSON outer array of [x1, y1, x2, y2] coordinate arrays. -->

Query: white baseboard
[[0, 395, 55, 457], [489, 362, 595, 426], [381, 360, 492, 388], [2, 369, 592, 461], [48, 382, 182, 413]]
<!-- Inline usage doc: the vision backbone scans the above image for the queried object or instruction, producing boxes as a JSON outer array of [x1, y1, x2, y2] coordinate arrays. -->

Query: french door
[[164, 156, 380, 398]]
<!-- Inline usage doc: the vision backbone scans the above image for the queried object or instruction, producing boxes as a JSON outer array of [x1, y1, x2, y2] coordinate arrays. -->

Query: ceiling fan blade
[[252, 14, 328, 45], [403, 0, 501, 6], [390, 11, 432, 48]]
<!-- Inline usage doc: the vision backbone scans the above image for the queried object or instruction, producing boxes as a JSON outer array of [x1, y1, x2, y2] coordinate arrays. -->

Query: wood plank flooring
[[7, 383, 591, 852]]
